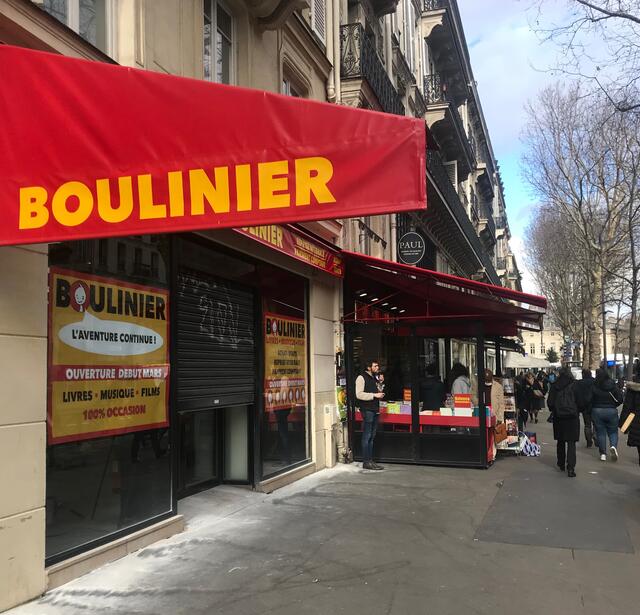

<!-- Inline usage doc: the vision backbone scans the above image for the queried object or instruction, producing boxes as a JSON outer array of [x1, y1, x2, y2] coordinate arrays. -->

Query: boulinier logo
[[70, 281, 90, 312]]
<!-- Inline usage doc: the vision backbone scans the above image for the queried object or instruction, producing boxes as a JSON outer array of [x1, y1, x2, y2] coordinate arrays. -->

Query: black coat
[[548, 373, 580, 442], [574, 374, 594, 415], [531, 379, 546, 411], [620, 382, 640, 447], [590, 377, 623, 409], [420, 376, 446, 411]]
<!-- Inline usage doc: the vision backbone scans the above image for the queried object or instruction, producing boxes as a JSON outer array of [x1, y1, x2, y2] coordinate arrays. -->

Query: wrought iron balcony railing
[[340, 23, 405, 116], [423, 0, 447, 11], [494, 215, 507, 229], [496, 257, 508, 271], [424, 73, 447, 104], [427, 149, 500, 285]]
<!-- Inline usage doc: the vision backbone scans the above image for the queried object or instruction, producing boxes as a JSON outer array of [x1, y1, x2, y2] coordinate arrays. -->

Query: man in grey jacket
[[356, 359, 385, 470]]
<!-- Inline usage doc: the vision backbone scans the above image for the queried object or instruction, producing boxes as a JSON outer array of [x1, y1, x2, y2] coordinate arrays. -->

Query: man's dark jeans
[[557, 440, 576, 470], [361, 409, 379, 462]]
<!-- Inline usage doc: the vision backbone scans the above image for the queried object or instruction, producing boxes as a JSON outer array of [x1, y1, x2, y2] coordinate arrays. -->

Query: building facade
[[0, 0, 522, 611]]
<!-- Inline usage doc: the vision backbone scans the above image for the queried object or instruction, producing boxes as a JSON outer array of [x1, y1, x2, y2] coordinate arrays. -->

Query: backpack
[[554, 384, 577, 418]]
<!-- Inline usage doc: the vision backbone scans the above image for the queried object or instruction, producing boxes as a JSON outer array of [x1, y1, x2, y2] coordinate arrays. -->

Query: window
[[204, 1, 233, 84], [541, 343, 545, 354], [282, 78, 303, 98], [260, 264, 310, 479], [530, 344, 535, 355], [46, 237, 171, 562], [41, 1, 110, 53]]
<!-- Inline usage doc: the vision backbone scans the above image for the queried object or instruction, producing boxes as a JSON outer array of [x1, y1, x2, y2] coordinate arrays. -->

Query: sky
[[456, 0, 567, 293]]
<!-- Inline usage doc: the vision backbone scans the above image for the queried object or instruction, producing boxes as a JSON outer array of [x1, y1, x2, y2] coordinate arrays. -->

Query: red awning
[[342, 251, 546, 337], [0, 46, 426, 246]]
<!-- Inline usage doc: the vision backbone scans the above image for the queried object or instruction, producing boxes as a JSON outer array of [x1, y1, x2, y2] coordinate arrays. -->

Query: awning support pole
[[476, 325, 488, 467]]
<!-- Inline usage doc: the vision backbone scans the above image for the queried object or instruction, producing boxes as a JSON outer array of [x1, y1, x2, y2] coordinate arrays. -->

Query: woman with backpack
[[590, 368, 624, 462], [547, 367, 580, 477]]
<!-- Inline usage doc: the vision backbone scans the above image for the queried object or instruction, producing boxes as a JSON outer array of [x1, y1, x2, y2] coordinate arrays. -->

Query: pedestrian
[[484, 368, 505, 422], [547, 366, 580, 477], [448, 362, 471, 395], [575, 368, 596, 448], [589, 368, 624, 462], [355, 358, 385, 471], [619, 364, 640, 465], [523, 372, 536, 423], [530, 372, 546, 423], [420, 363, 446, 411], [514, 372, 529, 432]]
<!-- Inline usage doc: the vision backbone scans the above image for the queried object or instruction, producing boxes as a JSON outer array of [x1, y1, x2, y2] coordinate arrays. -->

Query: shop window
[[40, 0, 111, 54], [259, 264, 309, 478], [204, 0, 234, 84], [46, 236, 171, 562]]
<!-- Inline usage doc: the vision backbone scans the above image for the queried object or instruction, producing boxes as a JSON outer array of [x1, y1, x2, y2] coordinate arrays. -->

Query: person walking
[[530, 373, 546, 423], [547, 367, 580, 477], [590, 368, 624, 462], [355, 358, 385, 470], [514, 373, 529, 432], [620, 364, 640, 465], [575, 369, 596, 447]]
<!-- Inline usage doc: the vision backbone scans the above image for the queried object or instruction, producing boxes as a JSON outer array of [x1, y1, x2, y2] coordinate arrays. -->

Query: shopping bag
[[494, 422, 508, 443], [621, 412, 636, 434]]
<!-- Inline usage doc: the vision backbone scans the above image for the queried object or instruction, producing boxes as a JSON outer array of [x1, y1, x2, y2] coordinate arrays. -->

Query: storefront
[[0, 44, 426, 608], [44, 228, 337, 563], [341, 252, 546, 468]]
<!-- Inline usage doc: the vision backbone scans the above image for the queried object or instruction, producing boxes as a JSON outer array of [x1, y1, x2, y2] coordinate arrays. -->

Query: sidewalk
[[9, 413, 640, 615]]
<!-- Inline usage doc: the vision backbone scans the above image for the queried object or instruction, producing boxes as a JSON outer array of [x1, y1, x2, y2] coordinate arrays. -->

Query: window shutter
[[311, 0, 326, 43], [442, 160, 457, 188]]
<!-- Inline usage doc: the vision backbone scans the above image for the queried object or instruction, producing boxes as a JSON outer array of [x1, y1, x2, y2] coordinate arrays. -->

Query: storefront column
[[475, 327, 488, 466], [495, 340, 502, 377], [0, 244, 48, 611]]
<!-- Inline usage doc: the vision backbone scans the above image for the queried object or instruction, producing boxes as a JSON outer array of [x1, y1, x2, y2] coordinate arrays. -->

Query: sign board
[[0, 46, 426, 246], [48, 268, 169, 444], [237, 225, 343, 277], [264, 313, 307, 411], [397, 231, 426, 265]]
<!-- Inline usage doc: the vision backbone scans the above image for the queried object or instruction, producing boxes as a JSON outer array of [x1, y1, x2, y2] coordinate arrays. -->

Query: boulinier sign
[[398, 231, 426, 265], [0, 46, 426, 246]]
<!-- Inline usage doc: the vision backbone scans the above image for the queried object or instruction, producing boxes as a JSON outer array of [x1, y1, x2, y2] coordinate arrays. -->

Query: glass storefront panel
[[46, 236, 172, 560], [260, 264, 309, 478], [351, 325, 415, 461]]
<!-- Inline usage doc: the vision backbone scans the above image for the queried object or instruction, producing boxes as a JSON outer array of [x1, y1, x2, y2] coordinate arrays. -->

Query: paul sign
[[397, 232, 425, 265]]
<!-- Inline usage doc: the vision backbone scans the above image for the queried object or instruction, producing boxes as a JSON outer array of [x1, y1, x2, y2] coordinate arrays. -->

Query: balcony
[[426, 149, 500, 285], [340, 23, 405, 116], [423, 74, 475, 177], [423, 0, 448, 11], [496, 257, 508, 272]]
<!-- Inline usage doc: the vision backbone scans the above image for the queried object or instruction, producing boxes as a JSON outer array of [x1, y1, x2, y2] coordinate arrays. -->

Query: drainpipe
[[326, 0, 336, 102], [334, 0, 342, 103], [390, 215, 397, 262]]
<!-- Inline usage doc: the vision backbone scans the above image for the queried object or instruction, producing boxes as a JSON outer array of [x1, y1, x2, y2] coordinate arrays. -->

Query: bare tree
[[532, 0, 640, 112], [522, 83, 631, 369]]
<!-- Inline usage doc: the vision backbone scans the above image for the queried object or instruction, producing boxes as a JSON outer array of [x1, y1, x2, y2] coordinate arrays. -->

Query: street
[[9, 413, 640, 615]]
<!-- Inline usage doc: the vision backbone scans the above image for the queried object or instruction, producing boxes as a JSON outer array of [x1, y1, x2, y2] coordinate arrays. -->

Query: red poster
[[0, 46, 426, 247]]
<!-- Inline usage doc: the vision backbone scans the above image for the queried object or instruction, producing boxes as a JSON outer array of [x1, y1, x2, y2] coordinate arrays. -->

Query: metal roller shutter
[[176, 269, 255, 410]]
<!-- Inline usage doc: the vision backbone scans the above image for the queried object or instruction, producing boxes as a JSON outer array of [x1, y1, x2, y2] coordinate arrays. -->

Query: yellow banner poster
[[264, 313, 307, 411], [48, 267, 169, 444]]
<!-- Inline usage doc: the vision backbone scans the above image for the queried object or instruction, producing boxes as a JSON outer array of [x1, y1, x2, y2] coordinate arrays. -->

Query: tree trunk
[[627, 279, 639, 379], [588, 268, 603, 370]]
